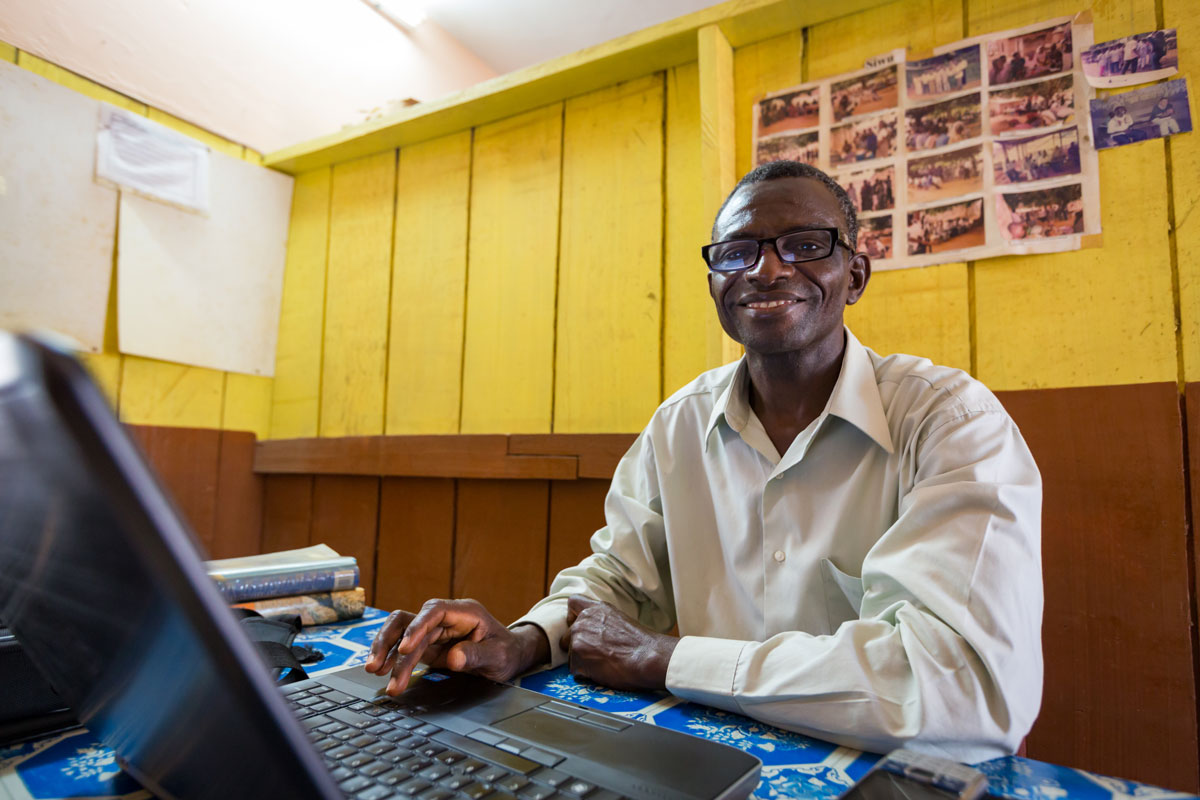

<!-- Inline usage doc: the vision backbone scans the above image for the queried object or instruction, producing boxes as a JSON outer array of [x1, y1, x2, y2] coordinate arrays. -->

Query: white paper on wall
[[96, 107, 210, 213], [0, 59, 117, 351], [117, 149, 294, 376]]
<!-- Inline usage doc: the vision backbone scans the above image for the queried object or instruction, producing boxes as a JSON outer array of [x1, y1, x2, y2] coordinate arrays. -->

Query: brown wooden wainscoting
[[998, 383, 1198, 792]]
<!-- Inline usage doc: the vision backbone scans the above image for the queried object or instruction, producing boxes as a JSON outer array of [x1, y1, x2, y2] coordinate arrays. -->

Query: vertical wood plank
[[969, 0, 1175, 391], [119, 356, 224, 428], [376, 478, 456, 612], [454, 480, 549, 625], [261, 475, 314, 554], [556, 76, 664, 433], [213, 430, 264, 559], [387, 132, 472, 434], [322, 152, 397, 437], [1167, 0, 1200, 381], [663, 62, 714, 397], [460, 105, 563, 434], [546, 480, 610, 593], [271, 167, 331, 439], [733, 30, 804, 180], [311, 476, 381, 604], [223, 373, 272, 441], [127, 425, 221, 556], [998, 384, 1198, 792], [699, 26, 742, 368]]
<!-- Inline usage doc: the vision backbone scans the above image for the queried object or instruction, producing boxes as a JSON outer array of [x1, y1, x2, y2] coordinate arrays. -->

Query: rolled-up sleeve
[[665, 407, 1043, 763]]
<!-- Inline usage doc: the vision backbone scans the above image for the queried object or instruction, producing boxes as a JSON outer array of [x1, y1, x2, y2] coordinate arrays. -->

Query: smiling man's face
[[707, 176, 869, 359]]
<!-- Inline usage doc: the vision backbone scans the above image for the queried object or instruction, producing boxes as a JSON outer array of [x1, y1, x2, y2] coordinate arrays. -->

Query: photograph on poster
[[986, 21, 1072, 86], [907, 198, 985, 255], [831, 112, 898, 166], [988, 75, 1075, 134], [1091, 78, 1192, 149], [907, 145, 984, 204], [992, 128, 1081, 185], [859, 215, 893, 259], [755, 131, 821, 166], [907, 45, 982, 101], [1082, 29, 1177, 88], [905, 94, 982, 152], [756, 86, 821, 136], [839, 165, 895, 212], [996, 183, 1084, 241], [832, 66, 899, 122]]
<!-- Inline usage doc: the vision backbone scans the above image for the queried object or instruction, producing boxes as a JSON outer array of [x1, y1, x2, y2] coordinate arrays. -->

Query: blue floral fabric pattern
[[2, 612, 1194, 800]]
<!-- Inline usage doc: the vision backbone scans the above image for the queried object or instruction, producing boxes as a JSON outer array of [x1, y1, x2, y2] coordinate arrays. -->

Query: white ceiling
[[0, 0, 724, 155]]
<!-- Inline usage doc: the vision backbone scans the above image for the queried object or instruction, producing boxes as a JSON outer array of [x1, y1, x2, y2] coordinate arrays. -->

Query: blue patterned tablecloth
[[2, 609, 1194, 800]]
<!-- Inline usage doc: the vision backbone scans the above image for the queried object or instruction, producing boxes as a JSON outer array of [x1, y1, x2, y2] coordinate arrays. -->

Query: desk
[[1, 610, 1192, 800]]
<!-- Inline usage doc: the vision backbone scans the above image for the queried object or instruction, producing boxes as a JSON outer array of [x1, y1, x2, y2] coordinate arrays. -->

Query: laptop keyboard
[[283, 680, 624, 800]]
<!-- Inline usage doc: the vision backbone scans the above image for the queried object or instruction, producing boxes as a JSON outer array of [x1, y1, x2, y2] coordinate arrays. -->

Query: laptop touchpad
[[493, 706, 621, 753]]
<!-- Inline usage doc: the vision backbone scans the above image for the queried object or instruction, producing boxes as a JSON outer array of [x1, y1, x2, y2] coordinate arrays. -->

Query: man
[[367, 161, 1043, 762]]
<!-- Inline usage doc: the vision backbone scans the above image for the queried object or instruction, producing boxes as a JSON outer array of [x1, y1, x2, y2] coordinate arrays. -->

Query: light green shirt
[[517, 329, 1043, 762]]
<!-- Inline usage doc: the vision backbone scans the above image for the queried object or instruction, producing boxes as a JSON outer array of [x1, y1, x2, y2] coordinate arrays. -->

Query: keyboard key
[[496, 740, 526, 755], [326, 745, 357, 761], [396, 717, 425, 730], [560, 779, 596, 798], [455, 758, 487, 775], [414, 724, 441, 737], [350, 701, 373, 711], [419, 763, 451, 781], [296, 695, 323, 707], [468, 730, 505, 746], [382, 728, 413, 742], [440, 773, 475, 790], [379, 768, 413, 786], [367, 723, 395, 736], [339, 775, 373, 794], [309, 700, 337, 713], [397, 778, 433, 796], [520, 749, 562, 768], [398, 735, 427, 749], [475, 766, 509, 784], [331, 708, 378, 729], [351, 734, 379, 748], [316, 738, 342, 752], [460, 781, 495, 800], [322, 690, 356, 705], [399, 756, 432, 772], [518, 785, 555, 800], [362, 706, 388, 717], [431, 732, 537, 774], [282, 680, 316, 696], [357, 786, 396, 800], [343, 753, 375, 769], [361, 761, 393, 778], [308, 684, 333, 694], [433, 750, 466, 766], [318, 721, 348, 735], [418, 790, 455, 800], [367, 742, 398, 757], [497, 775, 529, 792], [335, 728, 362, 741], [416, 744, 445, 759], [379, 712, 405, 723], [329, 766, 354, 782], [302, 714, 333, 731], [383, 748, 415, 764], [530, 768, 570, 788]]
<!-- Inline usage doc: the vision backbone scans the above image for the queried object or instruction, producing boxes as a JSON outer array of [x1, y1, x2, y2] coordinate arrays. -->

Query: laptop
[[0, 332, 761, 800]]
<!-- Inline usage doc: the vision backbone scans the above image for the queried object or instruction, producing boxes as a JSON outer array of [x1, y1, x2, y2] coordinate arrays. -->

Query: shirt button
[[773, 550, 786, 563]]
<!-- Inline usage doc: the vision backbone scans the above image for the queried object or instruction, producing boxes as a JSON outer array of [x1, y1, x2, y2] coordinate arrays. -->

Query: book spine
[[232, 587, 366, 626], [208, 556, 357, 582], [216, 566, 359, 603]]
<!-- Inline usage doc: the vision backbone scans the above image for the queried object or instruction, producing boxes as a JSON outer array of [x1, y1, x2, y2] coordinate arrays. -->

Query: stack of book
[[205, 544, 365, 626]]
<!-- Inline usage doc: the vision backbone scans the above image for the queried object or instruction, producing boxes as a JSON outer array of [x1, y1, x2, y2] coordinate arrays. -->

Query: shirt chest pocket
[[820, 558, 864, 631]]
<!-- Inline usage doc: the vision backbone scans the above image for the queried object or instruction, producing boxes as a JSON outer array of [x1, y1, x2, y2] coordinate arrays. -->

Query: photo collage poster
[[751, 17, 1102, 271]]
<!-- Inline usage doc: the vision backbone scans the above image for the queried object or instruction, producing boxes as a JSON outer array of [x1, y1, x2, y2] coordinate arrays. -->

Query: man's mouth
[[743, 299, 800, 309]]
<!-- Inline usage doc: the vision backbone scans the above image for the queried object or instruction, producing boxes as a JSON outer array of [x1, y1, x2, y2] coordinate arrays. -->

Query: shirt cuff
[[511, 598, 571, 668], [665, 635, 748, 707]]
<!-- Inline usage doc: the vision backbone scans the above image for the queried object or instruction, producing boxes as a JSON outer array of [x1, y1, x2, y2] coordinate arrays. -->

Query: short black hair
[[712, 160, 859, 248]]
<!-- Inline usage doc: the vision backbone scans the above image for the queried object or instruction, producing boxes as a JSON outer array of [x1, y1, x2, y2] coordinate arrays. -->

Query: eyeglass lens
[[706, 229, 835, 271]]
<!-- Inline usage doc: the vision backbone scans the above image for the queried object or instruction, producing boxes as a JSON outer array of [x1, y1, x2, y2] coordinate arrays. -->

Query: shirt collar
[[704, 328, 894, 455]]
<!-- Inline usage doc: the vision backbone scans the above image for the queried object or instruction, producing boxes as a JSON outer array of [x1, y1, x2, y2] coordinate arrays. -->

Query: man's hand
[[365, 599, 549, 695], [561, 595, 679, 691]]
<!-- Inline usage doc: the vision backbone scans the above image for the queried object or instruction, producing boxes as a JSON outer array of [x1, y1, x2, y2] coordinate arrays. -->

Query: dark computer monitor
[[0, 332, 339, 799]]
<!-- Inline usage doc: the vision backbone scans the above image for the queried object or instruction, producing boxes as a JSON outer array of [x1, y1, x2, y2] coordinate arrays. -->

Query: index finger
[[366, 610, 415, 673]]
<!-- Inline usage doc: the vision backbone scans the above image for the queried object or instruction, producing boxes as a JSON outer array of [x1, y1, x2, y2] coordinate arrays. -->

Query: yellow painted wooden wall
[[2, 41, 276, 439], [271, 0, 1193, 437]]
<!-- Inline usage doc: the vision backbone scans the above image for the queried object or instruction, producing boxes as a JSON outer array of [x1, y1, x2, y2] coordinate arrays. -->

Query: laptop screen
[[0, 333, 339, 800]]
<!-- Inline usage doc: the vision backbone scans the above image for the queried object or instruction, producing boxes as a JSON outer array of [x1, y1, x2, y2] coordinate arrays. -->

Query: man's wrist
[[510, 623, 551, 674]]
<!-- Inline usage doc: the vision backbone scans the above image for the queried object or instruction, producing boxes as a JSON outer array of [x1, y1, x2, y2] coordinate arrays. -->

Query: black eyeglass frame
[[700, 227, 855, 272]]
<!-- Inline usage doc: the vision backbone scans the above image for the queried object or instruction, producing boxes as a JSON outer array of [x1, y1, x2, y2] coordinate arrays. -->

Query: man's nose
[[745, 241, 793, 285]]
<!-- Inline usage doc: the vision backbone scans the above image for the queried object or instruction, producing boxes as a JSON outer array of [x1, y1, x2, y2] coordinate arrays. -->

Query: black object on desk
[[0, 331, 761, 800]]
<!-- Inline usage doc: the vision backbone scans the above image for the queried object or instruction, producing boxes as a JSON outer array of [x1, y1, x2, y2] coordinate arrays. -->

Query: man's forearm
[[510, 623, 552, 674]]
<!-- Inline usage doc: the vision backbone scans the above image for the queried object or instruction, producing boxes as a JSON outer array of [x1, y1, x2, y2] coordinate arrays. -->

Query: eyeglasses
[[701, 227, 853, 272]]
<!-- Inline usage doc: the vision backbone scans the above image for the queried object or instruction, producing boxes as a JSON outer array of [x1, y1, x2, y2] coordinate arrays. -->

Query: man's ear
[[846, 252, 871, 306]]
